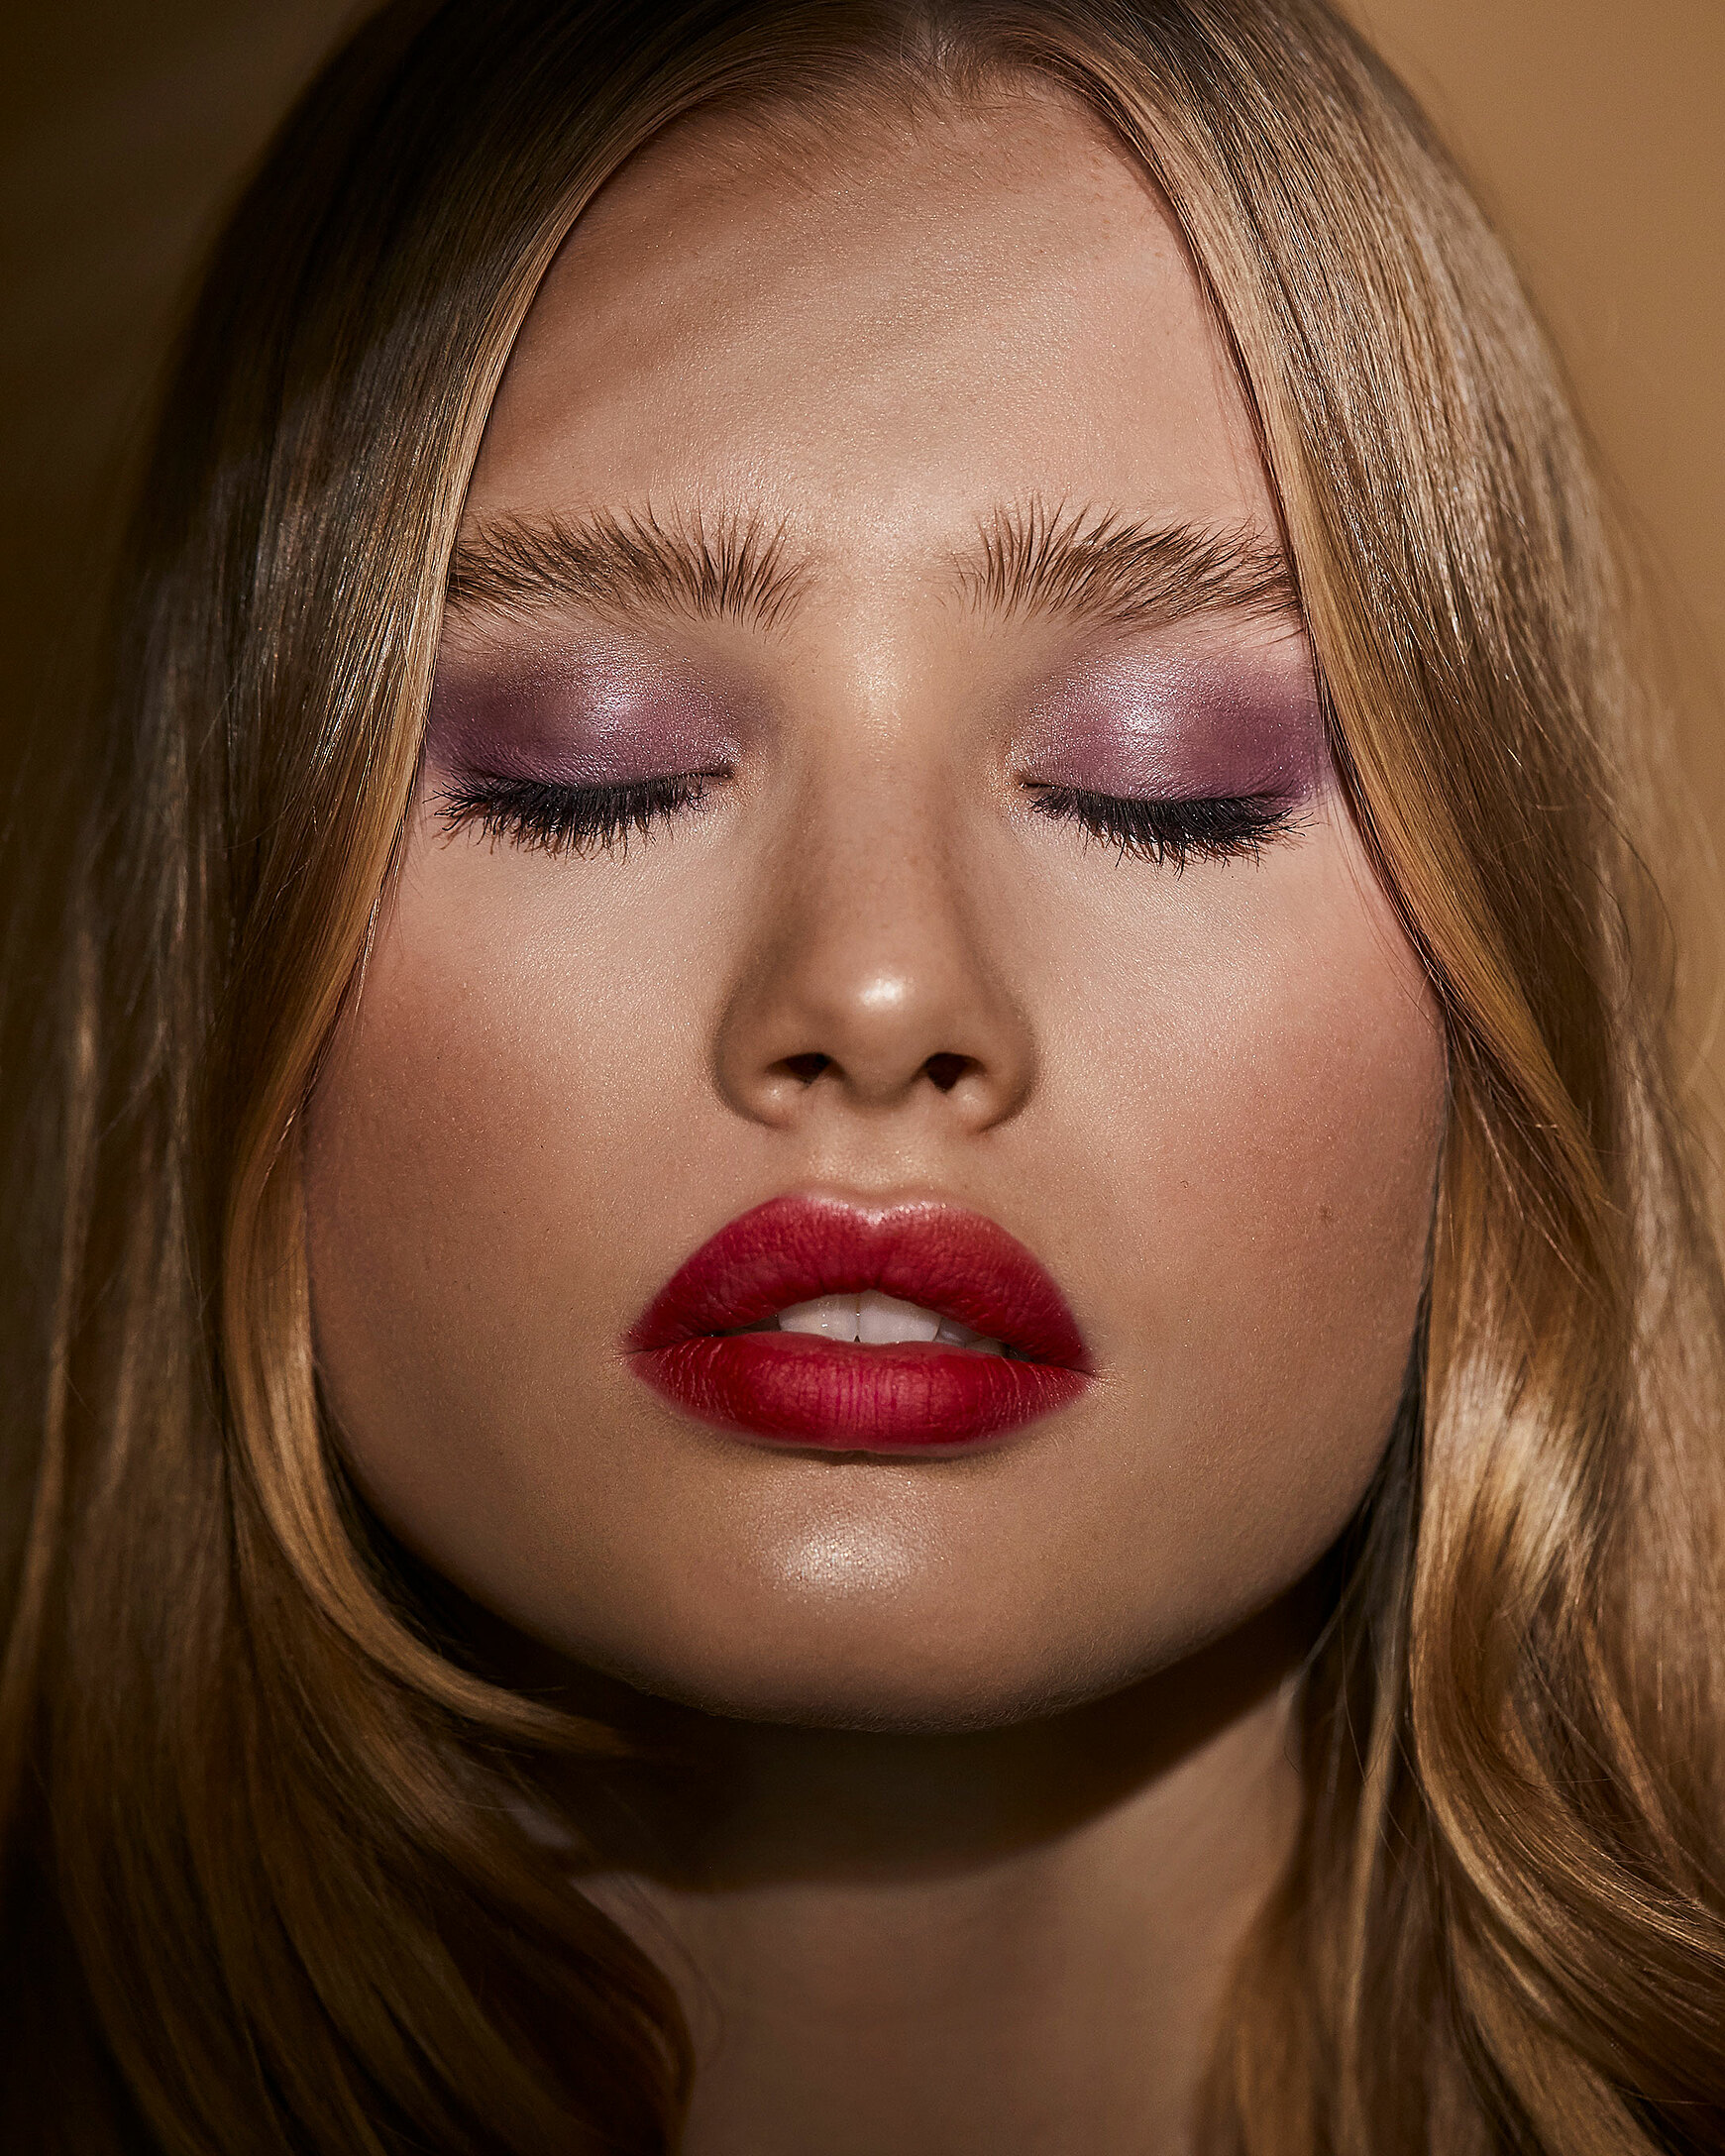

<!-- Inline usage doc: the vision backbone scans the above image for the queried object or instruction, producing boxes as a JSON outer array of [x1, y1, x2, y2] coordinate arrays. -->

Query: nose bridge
[[712, 756, 1035, 1129]]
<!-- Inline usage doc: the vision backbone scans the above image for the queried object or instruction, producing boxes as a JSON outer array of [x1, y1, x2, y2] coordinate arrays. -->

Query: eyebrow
[[447, 505, 809, 633], [445, 498, 1299, 636], [957, 500, 1300, 631]]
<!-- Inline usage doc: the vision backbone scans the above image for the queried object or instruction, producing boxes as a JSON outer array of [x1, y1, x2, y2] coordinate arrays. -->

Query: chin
[[540, 1582, 1157, 1736], [598, 1650, 1124, 1735]]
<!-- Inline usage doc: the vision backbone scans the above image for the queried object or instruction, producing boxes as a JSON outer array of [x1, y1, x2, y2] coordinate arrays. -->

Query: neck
[[561, 1595, 1312, 2156]]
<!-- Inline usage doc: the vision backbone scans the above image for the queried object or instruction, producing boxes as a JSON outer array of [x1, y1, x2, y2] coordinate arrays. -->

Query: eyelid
[[1010, 644, 1328, 806], [424, 644, 750, 792]]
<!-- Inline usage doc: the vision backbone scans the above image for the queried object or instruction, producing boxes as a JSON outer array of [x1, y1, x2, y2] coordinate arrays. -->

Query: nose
[[712, 776, 1035, 1133]]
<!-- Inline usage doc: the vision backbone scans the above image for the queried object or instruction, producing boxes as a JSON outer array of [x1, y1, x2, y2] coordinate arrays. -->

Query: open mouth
[[627, 1193, 1090, 1455], [735, 1288, 1006, 1354]]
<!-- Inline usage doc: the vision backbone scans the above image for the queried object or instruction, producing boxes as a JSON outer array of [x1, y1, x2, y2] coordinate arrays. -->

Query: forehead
[[466, 80, 1277, 555]]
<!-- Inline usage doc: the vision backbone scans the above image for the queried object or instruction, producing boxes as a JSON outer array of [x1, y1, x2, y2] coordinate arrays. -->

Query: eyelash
[[437, 771, 721, 856], [437, 771, 1295, 867], [1024, 784, 1295, 868]]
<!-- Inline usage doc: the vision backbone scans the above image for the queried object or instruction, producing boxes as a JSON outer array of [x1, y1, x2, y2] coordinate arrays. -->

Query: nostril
[[779, 1052, 831, 1086], [921, 1052, 975, 1094]]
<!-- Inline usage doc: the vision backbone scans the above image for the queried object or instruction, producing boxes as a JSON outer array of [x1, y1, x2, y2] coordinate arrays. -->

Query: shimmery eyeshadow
[[1016, 644, 1328, 802], [426, 636, 745, 786]]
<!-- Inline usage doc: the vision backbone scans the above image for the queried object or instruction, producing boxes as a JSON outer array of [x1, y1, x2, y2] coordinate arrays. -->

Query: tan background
[[4, 0, 1722, 1044]]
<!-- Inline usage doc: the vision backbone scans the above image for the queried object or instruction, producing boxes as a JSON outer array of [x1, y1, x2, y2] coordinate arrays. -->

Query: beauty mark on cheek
[[424, 639, 744, 785], [1020, 648, 1328, 801]]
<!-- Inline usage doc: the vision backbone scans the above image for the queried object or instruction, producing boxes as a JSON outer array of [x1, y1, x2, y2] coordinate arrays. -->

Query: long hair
[[3, 1, 1722, 2148]]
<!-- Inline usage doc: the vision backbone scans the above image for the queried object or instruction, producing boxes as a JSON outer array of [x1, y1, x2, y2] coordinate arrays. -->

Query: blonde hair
[[4, 1, 1722, 2148]]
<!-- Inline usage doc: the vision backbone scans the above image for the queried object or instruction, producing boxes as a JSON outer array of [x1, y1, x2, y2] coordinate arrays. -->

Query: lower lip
[[636, 1332, 1088, 1455]]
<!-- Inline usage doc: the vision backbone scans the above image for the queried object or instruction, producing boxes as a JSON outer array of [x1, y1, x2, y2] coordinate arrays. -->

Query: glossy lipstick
[[628, 1194, 1091, 1454]]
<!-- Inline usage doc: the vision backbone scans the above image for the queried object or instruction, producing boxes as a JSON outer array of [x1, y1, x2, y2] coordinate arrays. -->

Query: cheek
[[299, 816, 733, 1552], [1047, 824, 1443, 1551], [303, 811, 730, 1327]]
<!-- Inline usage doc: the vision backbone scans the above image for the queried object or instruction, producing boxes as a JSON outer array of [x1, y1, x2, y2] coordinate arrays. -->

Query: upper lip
[[629, 1192, 1090, 1368]]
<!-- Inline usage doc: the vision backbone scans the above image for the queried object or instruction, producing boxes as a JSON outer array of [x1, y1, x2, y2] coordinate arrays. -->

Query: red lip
[[627, 1194, 1091, 1455]]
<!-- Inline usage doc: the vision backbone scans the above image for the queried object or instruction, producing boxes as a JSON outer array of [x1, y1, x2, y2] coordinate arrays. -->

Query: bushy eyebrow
[[445, 498, 1299, 635], [955, 501, 1300, 631], [447, 505, 809, 632]]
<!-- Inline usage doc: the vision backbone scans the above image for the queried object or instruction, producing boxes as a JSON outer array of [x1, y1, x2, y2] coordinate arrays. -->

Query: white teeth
[[857, 1290, 940, 1346], [776, 1290, 1003, 1352], [778, 1293, 861, 1341]]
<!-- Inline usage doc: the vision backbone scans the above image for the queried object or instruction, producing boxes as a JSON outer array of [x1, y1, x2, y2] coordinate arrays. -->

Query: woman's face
[[305, 86, 1445, 1730]]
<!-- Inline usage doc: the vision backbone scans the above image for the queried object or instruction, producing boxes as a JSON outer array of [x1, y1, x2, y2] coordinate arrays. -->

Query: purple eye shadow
[[426, 636, 745, 786], [1017, 645, 1328, 802]]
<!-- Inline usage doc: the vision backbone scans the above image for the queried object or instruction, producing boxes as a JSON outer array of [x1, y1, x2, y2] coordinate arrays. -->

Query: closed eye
[[1024, 783, 1297, 868], [435, 770, 726, 857], [434, 770, 1295, 868]]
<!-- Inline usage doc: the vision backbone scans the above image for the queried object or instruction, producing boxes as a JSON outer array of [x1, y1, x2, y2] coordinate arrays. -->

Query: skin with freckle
[[304, 87, 1446, 1732]]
